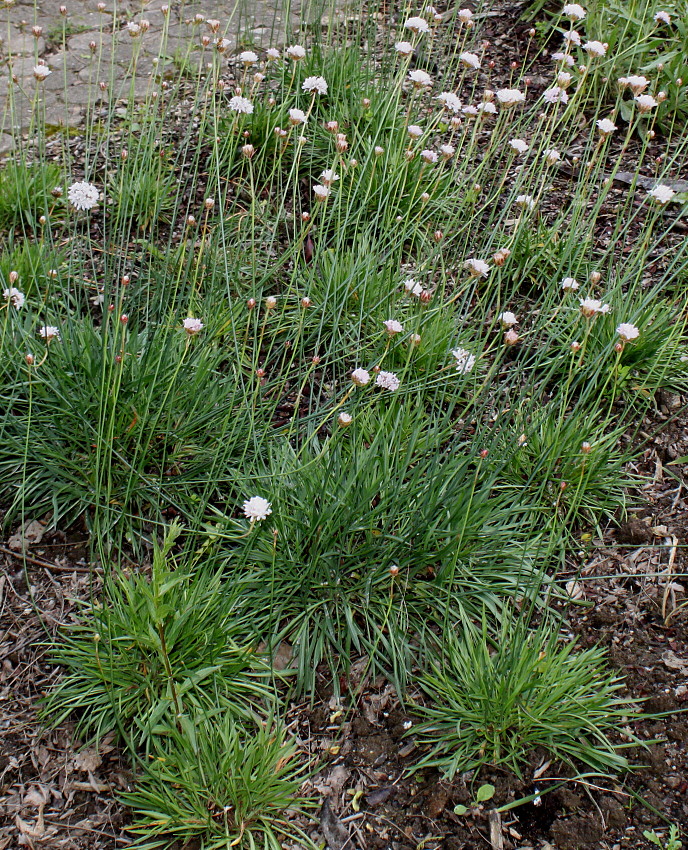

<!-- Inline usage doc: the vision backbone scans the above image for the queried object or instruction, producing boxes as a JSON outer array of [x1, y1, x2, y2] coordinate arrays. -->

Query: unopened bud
[[120, 313, 129, 323], [39, 215, 46, 225], [570, 340, 581, 352], [581, 441, 592, 454], [389, 564, 399, 577], [589, 271, 601, 284], [9, 270, 18, 283], [187, 215, 196, 225], [479, 448, 489, 458], [201, 35, 211, 47], [25, 353, 35, 366], [300, 296, 311, 308], [419, 290, 432, 303], [32, 25, 42, 36], [256, 367, 266, 377], [121, 275, 130, 286], [362, 97, 371, 108], [433, 230, 443, 242], [247, 297, 256, 309]]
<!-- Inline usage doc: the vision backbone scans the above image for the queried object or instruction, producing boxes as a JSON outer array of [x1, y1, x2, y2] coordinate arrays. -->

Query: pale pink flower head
[[618, 75, 649, 95], [552, 51, 576, 66], [464, 258, 490, 278], [404, 15, 430, 33], [579, 297, 610, 317], [508, 138, 528, 154], [616, 322, 639, 342], [451, 347, 476, 374], [596, 118, 617, 136], [436, 91, 462, 112], [266, 47, 281, 60], [33, 64, 52, 81], [395, 41, 414, 55], [409, 69, 432, 87], [183, 317, 203, 334], [303, 75, 328, 95], [635, 93, 658, 113], [648, 185, 675, 205], [407, 124, 423, 139], [583, 40, 606, 57], [563, 29, 581, 46], [338, 411, 353, 426], [543, 86, 569, 104], [496, 88, 525, 107], [497, 311, 517, 328], [242, 495, 272, 522], [477, 101, 497, 116], [457, 8, 473, 24], [351, 368, 371, 386], [439, 143, 455, 159], [39, 325, 61, 341], [286, 44, 306, 60], [544, 148, 561, 165], [460, 51, 481, 70], [562, 3, 586, 21], [3, 287, 25, 308], [288, 107, 307, 125], [376, 370, 400, 391], [383, 319, 404, 335], [654, 10, 671, 24], [229, 95, 254, 114], [421, 149, 438, 163]]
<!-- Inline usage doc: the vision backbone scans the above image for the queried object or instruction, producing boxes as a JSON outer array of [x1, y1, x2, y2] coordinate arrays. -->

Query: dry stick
[[0, 545, 97, 574]]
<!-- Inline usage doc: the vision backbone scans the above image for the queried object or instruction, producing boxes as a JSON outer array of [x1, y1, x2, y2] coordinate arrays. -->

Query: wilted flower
[[551, 51, 576, 66], [286, 44, 306, 59], [303, 75, 328, 95], [579, 297, 610, 317], [634, 93, 658, 113], [654, 10, 671, 24], [404, 16, 430, 33], [39, 325, 60, 341], [409, 69, 432, 87], [410, 333, 422, 345], [460, 51, 480, 70], [583, 40, 606, 57], [504, 329, 519, 345], [596, 117, 617, 136], [562, 3, 586, 20], [515, 194, 536, 211], [563, 29, 581, 45], [352, 368, 371, 386], [464, 258, 490, 278], [616, 322, 639, 342], [229, 95, 254, 114], [313, 184, 330, 201], [544, 148, 561, 165], [242, 143, 256, 158], [648, 185, 676, 205], [557, 71, 573, 87], [33, 64, 51, 81], [497, 311, 517, 328], [439, 143, 455, 159], [543, 86, 569, 104], [183, 316, 203, 334], [451, 347, 476, 373], [376, 370, 400, 390], [395, 40, 414, 55], [561, 277, 579, 290], [3, 287, 24, 308], [493, 248, 511, 266], [508, 138, 528, 154], [242, 495, 272, 522], [496, 88, 525, 106], [68, 181, 99, 210], [383, 319, 404, 335], [282, 111, 306, 130], [338, 411, 353, 426]]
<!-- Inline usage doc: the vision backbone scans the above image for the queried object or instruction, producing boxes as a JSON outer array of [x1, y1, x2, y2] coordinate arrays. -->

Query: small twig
[[0, 545, 97, 574]]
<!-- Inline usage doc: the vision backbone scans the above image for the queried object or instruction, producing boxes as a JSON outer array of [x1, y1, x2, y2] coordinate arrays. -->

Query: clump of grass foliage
[[2, 0, 686, 841]]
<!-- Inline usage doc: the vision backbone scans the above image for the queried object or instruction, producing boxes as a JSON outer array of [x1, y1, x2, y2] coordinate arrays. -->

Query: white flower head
[[243, 495, 272, 522], [508, 138, 529, 154], [596, 117, 617, 136], [451, 347, 476, 374], [562, 3, 586, 21], [544, 148, 561, 165], [619, 74, 649, 95], [439, 143, 455, 159], [404, 278, 423, 296], [635, 93, 658, 113], [4, 287, 24, 308], [320, 169, 339, 186], [563, 29, 581, 46], [39, 325, 61, 341], [579, 297, 610, 317], [288, 107, 307, 125], [515, 194, 536, 211], [458, 8, 473, 23], [409, 69, 432, 87], [68, 181, 99, 211], [338, 411, 353, 426], [286, 44, 306, 59], [407, 124, 423, 138], [477, 101, 497, 115], [557, 71, 573, 87], [583, 40, 606, 57], [464, 258, 490, 278], [303, 75, 328, 95], [561, 276, 579, 290], [648, 185, 675, 205], [462, 105, 478, 117], [383, 319, 404, 335], [405, 16, 430, 33], [654, 10, 671, 24], [436, 91, 462, 112], [351, 368, 370, 386], [313, 184, 330, 201], [229, 95, 254, 114], [266, 47, 281, 60], [496, 88, 525, 107], [459, 51, 481, 70], [395, 40, 414, 55], [497, 311, 517, 328], [543, 85, 569, 104], [551, 51, 576, 66], [616, 322, 639, 342], [376, 370, 400, 391], [33, 64, 52, 81], [183, 316, 203, 334], [421, 149, 438, 163], [238, 50, 258, 65]]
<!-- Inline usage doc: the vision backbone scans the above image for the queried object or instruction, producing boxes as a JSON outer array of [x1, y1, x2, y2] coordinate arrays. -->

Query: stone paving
[[0, 0, 350, 151]]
